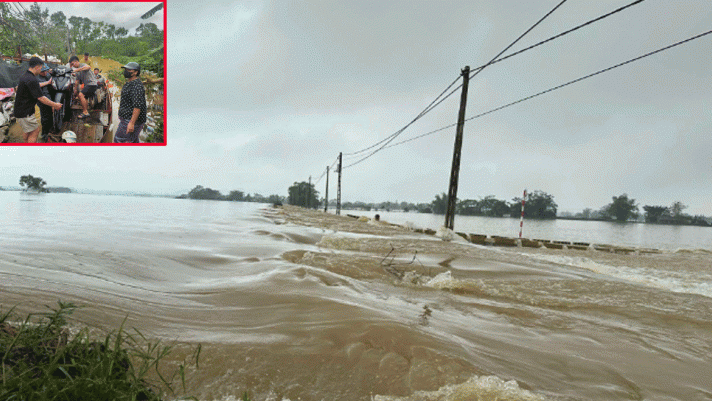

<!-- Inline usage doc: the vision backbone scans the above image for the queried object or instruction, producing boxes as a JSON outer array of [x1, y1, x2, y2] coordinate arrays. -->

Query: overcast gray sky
[[1, 0, 711, 215], [38, 2, 163, 34]]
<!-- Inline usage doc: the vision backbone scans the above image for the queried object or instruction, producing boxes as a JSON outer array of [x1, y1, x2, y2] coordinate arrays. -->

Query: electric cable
[[342, 74, 461, 157], [420, 0, 647, 122], [343, 0, 567, 169], [379, 29, 712, 150]]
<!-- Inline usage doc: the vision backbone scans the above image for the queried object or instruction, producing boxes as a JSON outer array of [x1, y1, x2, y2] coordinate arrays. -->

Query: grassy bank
[[1, 302, 200, 400]]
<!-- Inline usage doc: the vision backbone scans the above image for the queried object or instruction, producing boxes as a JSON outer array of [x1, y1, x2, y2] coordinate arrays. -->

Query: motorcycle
[[48, 66, 75, 133]]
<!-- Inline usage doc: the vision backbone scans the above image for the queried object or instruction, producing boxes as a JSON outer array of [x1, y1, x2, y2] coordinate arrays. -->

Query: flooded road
[[1, 193, 711, 400]]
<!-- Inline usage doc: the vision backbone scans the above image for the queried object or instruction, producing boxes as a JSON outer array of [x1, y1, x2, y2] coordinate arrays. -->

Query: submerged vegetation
[[0, 302, 200, 400], [178, 185, 285, 205]]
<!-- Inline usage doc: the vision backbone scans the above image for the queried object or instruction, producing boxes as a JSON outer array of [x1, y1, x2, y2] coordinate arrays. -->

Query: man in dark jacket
[[37, 63, 54, 142], [14, 57, 62, 143], [113, 62, 146, 143]]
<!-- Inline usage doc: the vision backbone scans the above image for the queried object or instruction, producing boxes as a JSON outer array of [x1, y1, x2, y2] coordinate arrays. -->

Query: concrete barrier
[[492, 236, 518, 247], [568, 244, 589, 251], [519, 238, 541, 248], [401, 221, 660, 255], [468, 234, 488, 245], [455, 232, 469, 241]]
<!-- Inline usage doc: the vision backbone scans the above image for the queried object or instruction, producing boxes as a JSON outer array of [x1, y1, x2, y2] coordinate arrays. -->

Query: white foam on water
[[373, 374, 548, 401], [524, 253, 712, 299]]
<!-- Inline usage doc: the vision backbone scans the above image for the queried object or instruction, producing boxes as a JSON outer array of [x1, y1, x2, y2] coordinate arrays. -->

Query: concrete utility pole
[[336, 152, 342, 215], [324, 166, 329, 212], [444, 66, 470, 230], [308, 176, 312, 209]]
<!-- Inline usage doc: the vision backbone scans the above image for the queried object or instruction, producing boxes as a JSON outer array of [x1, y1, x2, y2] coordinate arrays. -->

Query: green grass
[[1, 301, 200, 401]]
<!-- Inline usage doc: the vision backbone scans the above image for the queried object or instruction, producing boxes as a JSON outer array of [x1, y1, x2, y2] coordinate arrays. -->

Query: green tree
[[0, 2, 38, 54], [288, 182, 319, 208], [510, 190, 557, 219], [50, 10, 66, 28], [186, 185, 223, 200], [19, 174, 48, 192], [225, 190, 244, 201], [602, 194, 638, 221], [267, 194, 284, 205], [431, 193, 448, 215], [670, 201, 687, 223], [136, 22, 162, 47], [643, 205, 669, 223], [457, 199, 481, 216], [480, 195, 510, 217]]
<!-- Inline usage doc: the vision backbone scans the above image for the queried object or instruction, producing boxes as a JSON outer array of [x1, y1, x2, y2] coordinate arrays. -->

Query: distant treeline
[[336, 190, 557, 219], [327, 187, 709, 227], [177, 185, 284, 204]]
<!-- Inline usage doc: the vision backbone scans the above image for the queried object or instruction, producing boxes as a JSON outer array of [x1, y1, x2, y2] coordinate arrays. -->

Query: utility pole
[[519, 189, 527, 238], [308, 176, 312, 209], [324, 166, 329, 212], [444, 66, 470, 230], [336, 152, 342, 215]]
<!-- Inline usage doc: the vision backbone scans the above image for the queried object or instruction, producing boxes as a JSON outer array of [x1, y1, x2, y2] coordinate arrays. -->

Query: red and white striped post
[[519, 189, 527, 239]]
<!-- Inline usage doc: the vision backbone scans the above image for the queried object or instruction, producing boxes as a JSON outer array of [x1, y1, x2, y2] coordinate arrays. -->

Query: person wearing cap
[[14, 57, 62, 143], [67, 55, 98, 119], [113, 62, 146, 143], [37, 63, 55, 142]]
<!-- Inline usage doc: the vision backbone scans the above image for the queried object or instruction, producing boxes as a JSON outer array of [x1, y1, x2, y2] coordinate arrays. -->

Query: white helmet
[[62, 131, 77, 143]]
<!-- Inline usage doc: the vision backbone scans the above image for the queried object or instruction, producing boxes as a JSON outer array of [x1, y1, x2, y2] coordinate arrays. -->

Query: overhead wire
[[341, 0, 645, 164], [463, 29, 712, 123], [415, 0, 647, 125], [310, 155, 340, 187], [379, 29, 712, 150], [342, 74, 462, 157], [342, 0, 568, 170]]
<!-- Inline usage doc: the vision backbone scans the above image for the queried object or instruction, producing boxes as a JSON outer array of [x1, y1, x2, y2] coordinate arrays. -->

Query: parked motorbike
[[48, 66, 75, 133]]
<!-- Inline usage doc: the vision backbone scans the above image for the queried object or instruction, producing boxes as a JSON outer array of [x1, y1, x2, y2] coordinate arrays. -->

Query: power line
[[310, 155, 340, 187], [463, 29, 712, 123], [380, 29, 712, 151], [341, 0, 644, 165], [470, 0, 568, 83], [342, 0, 567, 170], [421, 0, 646, 121], [342, 74, 461, 157]]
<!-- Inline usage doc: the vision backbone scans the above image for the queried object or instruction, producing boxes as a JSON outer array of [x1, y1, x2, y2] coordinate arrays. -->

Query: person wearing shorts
[[113, 62, 146, 143], [14, 57, 62, 143], [67, 55, 98, 119]]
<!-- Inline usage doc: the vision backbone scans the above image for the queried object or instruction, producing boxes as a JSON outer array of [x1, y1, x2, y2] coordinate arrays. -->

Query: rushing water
[[339, 209, 712, 252], [1, 192, 711, 401]]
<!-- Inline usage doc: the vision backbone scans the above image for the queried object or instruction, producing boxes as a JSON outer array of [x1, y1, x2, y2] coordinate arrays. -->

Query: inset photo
[[0, 1, 165, 145]]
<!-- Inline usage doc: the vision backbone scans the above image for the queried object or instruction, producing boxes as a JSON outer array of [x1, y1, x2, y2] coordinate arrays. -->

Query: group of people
[[14, 52, 147, 143]]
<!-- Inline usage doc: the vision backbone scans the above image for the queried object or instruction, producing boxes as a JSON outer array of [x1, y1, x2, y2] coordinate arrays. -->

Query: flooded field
[[1, 193, 710, 400]]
